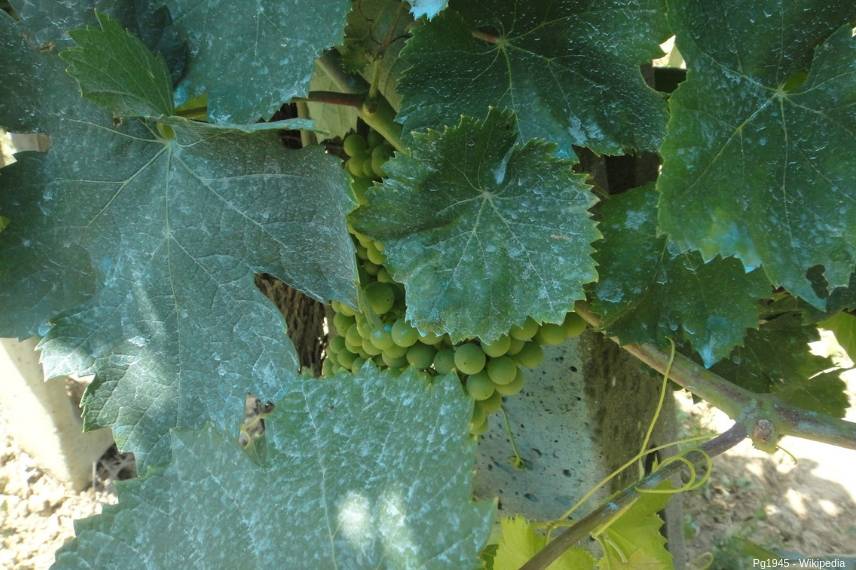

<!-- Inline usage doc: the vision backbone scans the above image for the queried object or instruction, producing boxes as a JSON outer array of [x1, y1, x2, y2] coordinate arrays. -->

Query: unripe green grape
[[329, 336, 346, 354], [356, 244, 369, 260], [486, 356, 517, 385], [343, 133, 367, 157], [515, 342, 544, 369], [350, 357, 366, 373], [362, 261, 380, 275], [433, 348, 456, 374], [366, 242, 385, 265], [469, 418, 489, 436], [373, 240, 385, 252], [355, 317, 370, 339], [362, 338, 382, 356], [364, 282, 395, 315], [321, 359, 333, 376], [382, 352, 407, 368], [332, 312, 355, 334], [563, 312, 586, 338], [352, 230, 372, 248], [345, 336, 362, 354], [383, 343, 408, 359], [346, 158, 365, 177], [331, 300, 355, 317], [337, 350, 356, 368], [361, 159, 376, 179], [369, 328, 394, 350], [495, 368, 524, 396], [391, 319, 419, 347], [536, 323, 566, 346], [466, 372, 495, 400], [376, 268, 392, 283], [418, 331, 443, 346], [510, 317, 539, 341], [407, 343, 436, 369], [454, 343, 486, 375], [367, 129, 384, 147], [507, 337, 525, 355], [482, 335, 511, 357], [479, 390, 503, 414], [345, 324, 361, 347]]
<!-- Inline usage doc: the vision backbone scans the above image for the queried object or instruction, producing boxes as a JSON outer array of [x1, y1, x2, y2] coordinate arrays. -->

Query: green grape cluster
[[324, 128, 589, 436]]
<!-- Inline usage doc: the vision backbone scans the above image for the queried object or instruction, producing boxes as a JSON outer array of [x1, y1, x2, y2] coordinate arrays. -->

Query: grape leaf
[[820, 312, 856, 362], [9, 0, 188, 84], [307, 62, 359, 142], [598, 492, 672, 570], [351, 109, 599, 343], [712, 313, 849, 417], [340, 0, 413, 72], [657, 2, 856, 308], [396, 0, 668, 157], [591, 184, 771, 367], [406, 0, 447, 19], [53, 367, 494, 569], [493, 516, 595, 570], [0, 14, 358, 468], [164, 0, 350, 124]]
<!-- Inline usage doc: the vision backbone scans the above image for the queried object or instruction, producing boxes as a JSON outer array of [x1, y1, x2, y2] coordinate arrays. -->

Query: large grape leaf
[[165, 0, 350, 124], [396, 0, 668, 157], [9, 0, 188, 83], [657, 2, 856, 308], [712, 313, 849, 417], [351, 109, 600, 343], [54, 367, 494, 569], [0, 14, 358, 468], [591, 185, 771, 367]]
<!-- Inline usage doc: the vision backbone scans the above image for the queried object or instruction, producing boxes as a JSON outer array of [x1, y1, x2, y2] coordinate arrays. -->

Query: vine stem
[[575, 302, 856, 451], [294, 91, 366, 108], [315, 51, 406, 153], [520, 422, 749, 570]]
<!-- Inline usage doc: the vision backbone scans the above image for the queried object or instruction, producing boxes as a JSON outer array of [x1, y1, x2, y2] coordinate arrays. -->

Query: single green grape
[[507, 337, 525, 355], [355, 317, 370, 339], [495, 368, 524, 396], [466, 372, 495, 400], [486, 356, 517, 385], [366, 242, 385, 265], [345, 336, 362, 354], [370, 328, 394, 350], [407, 343, 436, 369], [345, 324, 362, 347], [362, 338, 382, 356], [563, 312, 586, 337], [361, 159, 376, 179], [382, 352, 408, 368], [331, 300, 355, 317], [418, 331, 443, 346], [482, 335, 511, 357], [509, 317, 539, 341], [454, 343, 486, 375], [332, 312, 355, 334], [515, 342, 544, 369], [376, 268, 393, 283], [337, 350, 356, 368], [364, 282, 395, 315], [350, 357, 366, 373], [383, 343, 408, 359], [373, 240, 385, 252], [536, 323, 566, 346], [346, 158, 365, 178], [329, 336, 346, 354], [362, 261, 380, 276], [343, 133, 368, 157], [391, 319, 419, 347], [479, 390, 503, 414], [356, 244, 369, 261], [433, 348, 456, 374]]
